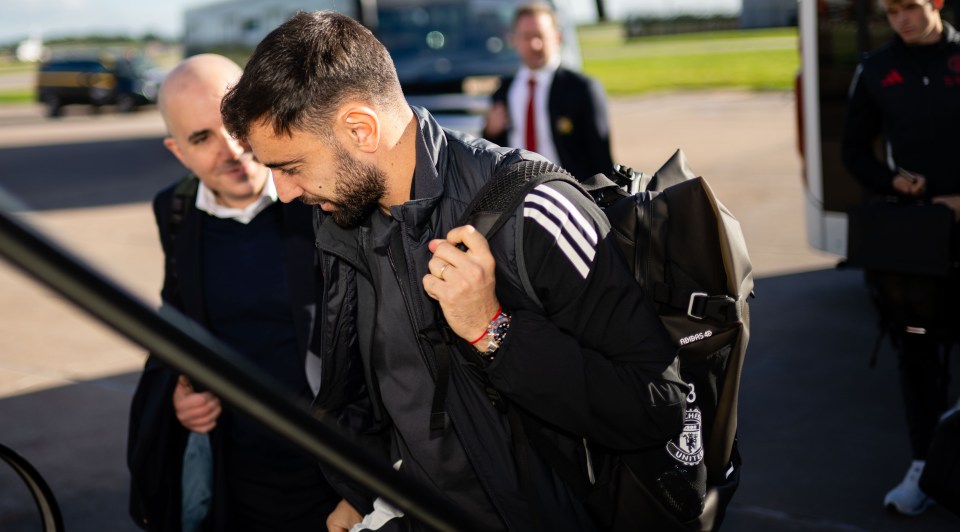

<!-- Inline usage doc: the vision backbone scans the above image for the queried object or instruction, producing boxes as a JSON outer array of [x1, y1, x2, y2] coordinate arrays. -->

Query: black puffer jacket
[[310, 107, 686, 530]]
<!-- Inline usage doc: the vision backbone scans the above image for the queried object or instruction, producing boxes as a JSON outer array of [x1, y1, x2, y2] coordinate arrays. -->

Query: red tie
[[525, 77, 537, 153]]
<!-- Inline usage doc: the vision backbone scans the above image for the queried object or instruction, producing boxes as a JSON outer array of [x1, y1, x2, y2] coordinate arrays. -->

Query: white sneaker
[[884, 460, 934, 516]]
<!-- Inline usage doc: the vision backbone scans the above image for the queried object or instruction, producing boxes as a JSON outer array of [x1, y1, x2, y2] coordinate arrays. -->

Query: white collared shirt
[[507, 58, 561, 166], [195, 172, 278, 225]]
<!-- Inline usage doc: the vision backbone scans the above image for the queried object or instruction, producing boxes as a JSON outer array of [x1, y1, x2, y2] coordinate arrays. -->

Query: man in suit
[[126, 54, 341, 531], [482, 2, 613, 182]]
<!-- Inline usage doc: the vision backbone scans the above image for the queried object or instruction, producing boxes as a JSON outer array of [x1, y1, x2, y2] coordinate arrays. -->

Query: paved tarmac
[[0, 94, 957, 531]]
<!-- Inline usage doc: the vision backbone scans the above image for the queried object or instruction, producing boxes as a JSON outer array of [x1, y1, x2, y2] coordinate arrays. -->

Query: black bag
[[462, 150, 753, 531], [846, 200, 954, 277], [919, 408, 960, 517]]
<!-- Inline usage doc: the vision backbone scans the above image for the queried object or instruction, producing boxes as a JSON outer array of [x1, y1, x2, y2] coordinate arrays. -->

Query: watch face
[[482, 310, 511, 357]]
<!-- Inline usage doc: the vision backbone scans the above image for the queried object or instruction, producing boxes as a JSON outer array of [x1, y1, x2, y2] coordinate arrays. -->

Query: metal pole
[[0, 443, 64, 532], [595, 0, 606, 22], [0, 193, 478, 532]]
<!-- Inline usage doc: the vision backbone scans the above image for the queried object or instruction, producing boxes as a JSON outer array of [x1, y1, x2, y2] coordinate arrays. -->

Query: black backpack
[[461, 150, 753, 531]]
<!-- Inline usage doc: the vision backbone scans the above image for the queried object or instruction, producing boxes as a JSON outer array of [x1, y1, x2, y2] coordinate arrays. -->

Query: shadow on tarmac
[[0, 137, 182, 211], [1, 268, 958, 531], [726, 267, 959, 532], [0, 372, 140, 532]]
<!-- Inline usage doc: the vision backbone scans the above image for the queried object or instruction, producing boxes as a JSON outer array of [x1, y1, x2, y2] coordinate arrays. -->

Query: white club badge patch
[[666, 383, 704, 467]]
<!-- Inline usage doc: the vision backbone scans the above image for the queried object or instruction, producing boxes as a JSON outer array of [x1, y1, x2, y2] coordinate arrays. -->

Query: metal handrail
[[0, 443, 64, 532], [0, 191, 479, 532]]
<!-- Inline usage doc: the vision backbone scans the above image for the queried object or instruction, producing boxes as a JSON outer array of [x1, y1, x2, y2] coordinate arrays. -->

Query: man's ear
[[163, 137, 187, 166], [340, 105, 380, 153]]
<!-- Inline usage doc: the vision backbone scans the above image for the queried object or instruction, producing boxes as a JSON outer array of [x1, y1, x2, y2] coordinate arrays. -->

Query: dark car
[[35, 53, 163, 117]]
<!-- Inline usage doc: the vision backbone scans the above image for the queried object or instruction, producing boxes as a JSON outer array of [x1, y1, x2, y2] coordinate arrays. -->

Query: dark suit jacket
[[483, 66, 613, 181], [127, 175, 331, 531]]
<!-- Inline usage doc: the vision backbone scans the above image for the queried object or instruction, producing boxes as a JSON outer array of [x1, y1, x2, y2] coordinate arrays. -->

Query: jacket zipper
[[386, 234, 441, 379], [313, 233, 384, 409], [638, 192, 652, 293]]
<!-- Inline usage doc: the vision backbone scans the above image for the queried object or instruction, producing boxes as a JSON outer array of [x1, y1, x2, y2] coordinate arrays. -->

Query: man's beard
[[301, 143, 387, 228]]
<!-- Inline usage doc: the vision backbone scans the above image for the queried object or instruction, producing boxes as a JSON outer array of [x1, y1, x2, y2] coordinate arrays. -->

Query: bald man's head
[[159, 54, 269, 209], [158, 53, 242, 126]]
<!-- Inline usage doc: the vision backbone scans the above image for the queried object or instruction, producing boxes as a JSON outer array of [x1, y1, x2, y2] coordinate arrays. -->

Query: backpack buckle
[[688, 292, 740, 322], [687, 292, 709, 319]]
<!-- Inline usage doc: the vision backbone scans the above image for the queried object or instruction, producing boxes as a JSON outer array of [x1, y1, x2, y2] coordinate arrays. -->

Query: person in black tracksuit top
[[221, 12, 687, 532], [841, 0, 960, 517]]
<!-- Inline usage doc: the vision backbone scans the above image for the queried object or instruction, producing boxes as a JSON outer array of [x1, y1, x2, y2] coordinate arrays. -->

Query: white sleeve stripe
[[532, 184, 598, 244], [524, 207, 591, 278], [848, 63, 864, 99], [525, 197, 596, 264]]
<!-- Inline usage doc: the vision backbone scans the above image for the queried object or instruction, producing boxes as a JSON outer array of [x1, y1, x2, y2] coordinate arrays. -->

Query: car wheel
[[43, 94, 62, 118], [116, 94, 136, 113]]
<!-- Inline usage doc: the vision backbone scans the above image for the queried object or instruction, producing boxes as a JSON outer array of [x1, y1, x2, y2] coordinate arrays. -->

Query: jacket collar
[[388, 106, 446, 232], [893, 21, 960, 49], [945, 22, 960, 44], [315, 106, 449, 266]]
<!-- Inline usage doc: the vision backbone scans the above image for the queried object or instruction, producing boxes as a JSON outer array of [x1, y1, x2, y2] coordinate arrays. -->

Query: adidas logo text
[[679, 330, 713, 346]]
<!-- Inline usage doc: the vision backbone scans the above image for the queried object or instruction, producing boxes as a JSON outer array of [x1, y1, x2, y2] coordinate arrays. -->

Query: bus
[[183, 0, 581, 137]]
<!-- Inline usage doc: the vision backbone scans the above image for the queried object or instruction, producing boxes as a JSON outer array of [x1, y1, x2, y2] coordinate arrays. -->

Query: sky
[[1, 0, 742, 44]]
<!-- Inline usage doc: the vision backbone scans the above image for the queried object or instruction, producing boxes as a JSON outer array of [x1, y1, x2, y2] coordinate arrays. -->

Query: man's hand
[[327, 499, 362, 532], [172, 375, 221, 433], [892, 169, 927, 197], [483, 102, 509, 138], [422, 225, 500, 344], [932, 194, 960, 222]]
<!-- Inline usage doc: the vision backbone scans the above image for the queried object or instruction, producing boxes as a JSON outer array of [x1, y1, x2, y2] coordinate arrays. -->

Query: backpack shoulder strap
[[169, 174, 199, 244], [457, 159, 576, 238], [459, 159, 577, 312], [165, 174, 199, 288]]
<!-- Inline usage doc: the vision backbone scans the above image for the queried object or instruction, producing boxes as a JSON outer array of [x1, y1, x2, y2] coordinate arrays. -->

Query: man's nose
[[271, 172, 300, 203], [218, 129, 245, 160]]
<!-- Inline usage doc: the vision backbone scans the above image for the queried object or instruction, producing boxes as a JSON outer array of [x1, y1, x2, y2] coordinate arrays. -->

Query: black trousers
[[897, 332, 949, 460], [866, 270, 957, 460]]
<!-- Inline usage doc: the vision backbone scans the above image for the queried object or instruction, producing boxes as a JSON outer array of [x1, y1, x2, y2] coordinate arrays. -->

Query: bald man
[[127, 54, 340, 531]]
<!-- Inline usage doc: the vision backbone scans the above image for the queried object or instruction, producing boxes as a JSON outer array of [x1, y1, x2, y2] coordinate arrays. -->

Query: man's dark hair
[[222, 11, 403, 141]]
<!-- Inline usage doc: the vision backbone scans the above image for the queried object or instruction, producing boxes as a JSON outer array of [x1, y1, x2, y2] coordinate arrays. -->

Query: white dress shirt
[[506, 57, 562, 167], [194, 172, 278, 224]]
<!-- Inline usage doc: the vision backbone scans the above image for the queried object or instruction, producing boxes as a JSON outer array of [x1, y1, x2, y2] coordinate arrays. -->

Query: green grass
[[578, 24, 799, 95], [0, 59, 36, 74], [0, 24, 801, 105], [0, 88, 33, 104]]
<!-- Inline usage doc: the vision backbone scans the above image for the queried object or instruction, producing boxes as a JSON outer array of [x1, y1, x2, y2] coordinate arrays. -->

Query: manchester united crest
[[667, 384, 704, 467]]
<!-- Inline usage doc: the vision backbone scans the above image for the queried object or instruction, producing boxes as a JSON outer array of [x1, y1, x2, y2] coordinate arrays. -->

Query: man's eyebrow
[[262, 157, 305, 169], [187, 129, 212, 144]]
